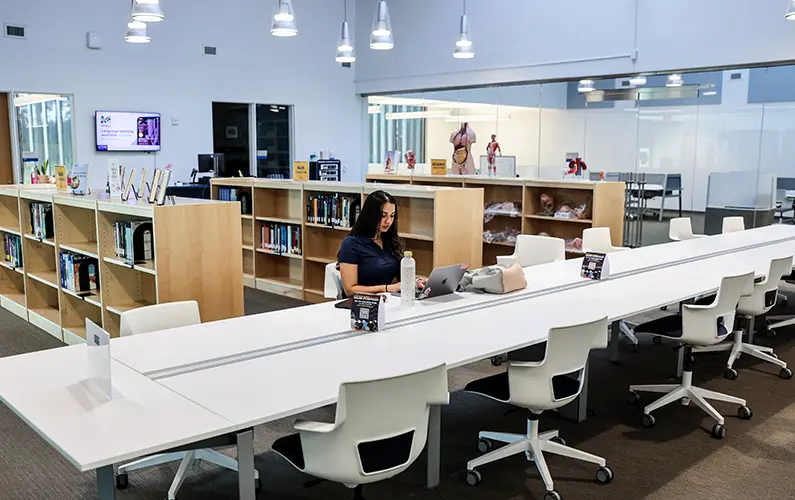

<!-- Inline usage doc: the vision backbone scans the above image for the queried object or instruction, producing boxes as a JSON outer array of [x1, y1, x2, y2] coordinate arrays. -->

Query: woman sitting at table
[[338, 190, 424, 297]]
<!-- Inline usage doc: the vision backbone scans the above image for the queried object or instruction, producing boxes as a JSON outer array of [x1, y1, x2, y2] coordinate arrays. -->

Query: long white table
[[1, 225, 794, 500]]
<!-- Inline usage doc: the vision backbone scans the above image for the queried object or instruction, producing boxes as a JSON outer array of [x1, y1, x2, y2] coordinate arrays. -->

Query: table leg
[[559, 362, 589, 423], [426, 404, 441, 490], [237, 429, 256, 500], [96, 465, 116, 500], [609, 320, 621, 363]]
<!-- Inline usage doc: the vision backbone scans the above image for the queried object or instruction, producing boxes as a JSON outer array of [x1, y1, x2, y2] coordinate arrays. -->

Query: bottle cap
[[404, 251, 413, 258]]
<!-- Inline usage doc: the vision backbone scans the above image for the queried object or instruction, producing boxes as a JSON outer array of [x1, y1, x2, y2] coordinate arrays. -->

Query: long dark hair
[[349, 190, 405, 258]]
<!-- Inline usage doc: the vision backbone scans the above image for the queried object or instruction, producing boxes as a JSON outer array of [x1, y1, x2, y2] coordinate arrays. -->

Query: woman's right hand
[[386, 282, 401, 293]]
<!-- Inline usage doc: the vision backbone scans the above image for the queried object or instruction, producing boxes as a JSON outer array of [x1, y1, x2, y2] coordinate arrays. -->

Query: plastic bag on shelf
[[484, 201, 522, 223], [483, 227, 520, 244], [553, 200, 589, 220]]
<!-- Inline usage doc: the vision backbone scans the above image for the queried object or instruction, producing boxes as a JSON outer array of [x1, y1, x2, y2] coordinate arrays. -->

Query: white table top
[[111, 224, 795, 376], [0, 346, 235, 472], [158, 238, 795, 429]]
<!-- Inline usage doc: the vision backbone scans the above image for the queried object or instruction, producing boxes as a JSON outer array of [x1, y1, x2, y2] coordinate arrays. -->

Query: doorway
[[212, 102, 251, 177], [0, 93, 12, 184]]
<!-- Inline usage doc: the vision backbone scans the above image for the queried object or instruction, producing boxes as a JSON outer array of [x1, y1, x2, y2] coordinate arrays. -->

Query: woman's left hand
[[416, 277, 427, 289]]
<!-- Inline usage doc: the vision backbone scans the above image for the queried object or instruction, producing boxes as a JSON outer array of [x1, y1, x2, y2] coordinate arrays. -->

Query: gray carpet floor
[[3, 223, 795, 500]]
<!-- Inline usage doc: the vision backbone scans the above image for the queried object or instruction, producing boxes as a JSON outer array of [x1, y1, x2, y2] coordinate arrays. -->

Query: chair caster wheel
[[628, 391, 640, 404], [466, 469, 482, 486], [544, 490, 562, 500], [550, 436, 566, 446], [490, 356, 503, 367], [477, 438, 493, 453], [115, 473, 129, 490], [711, 424, 726, 439], [766, 329, 777, 339], [629, 343, 638, 353], [642, 414, 656, 428], [596, 466, 614, 484], [770, 352, 779, 359], [738, 405, 753, 420], [661, 305, 668, 311], [724, 368, 738, 380], [780, 368, 793, 380], [652, 336, 663, 345]]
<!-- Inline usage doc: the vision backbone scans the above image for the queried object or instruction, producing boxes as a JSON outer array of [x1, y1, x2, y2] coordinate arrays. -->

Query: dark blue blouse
[[338, 235, 400, 287]]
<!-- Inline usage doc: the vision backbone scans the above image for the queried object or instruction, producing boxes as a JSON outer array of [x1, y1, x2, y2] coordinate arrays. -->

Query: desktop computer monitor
[[198, 154, 226, 176]]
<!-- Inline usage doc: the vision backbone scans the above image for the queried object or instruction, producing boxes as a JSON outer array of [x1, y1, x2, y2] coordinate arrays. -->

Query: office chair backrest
[[681, 272, 754, 346], [120, 301, 201, 337], [722, 216, 745, 234], [507, 316, 608, 411], [324, 262, 344, 299], [301, 364, 449, 484], [776, 189, 788, 205], [496, 234, 565, 268], [669, 217, 696, 241], [582, 227, 621, 253], [738, 255, 794, 315]]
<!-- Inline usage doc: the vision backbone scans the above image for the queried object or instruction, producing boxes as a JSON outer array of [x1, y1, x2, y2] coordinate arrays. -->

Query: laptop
[[396, 263, 470, 300]]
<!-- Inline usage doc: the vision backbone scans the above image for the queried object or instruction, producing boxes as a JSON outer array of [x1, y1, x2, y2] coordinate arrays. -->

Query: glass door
[[13, 93, 74, 183]]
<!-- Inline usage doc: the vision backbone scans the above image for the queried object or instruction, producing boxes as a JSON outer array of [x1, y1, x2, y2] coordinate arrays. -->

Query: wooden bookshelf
[[0, 187, 243, 342], [212, 178, 484, 303], [366, 174, 625, 265]]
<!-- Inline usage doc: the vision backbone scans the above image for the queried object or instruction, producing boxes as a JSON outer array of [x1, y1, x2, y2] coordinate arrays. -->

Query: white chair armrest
[[294, 420, 338, 434], [496, 255, 519, 268]]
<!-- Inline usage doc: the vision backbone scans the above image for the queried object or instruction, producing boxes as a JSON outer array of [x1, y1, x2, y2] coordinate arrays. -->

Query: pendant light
[[629, 75, 646, 86], [666, 73, 684, 87], [125, 20, 151, 43], [271, 0, 298, 37], [336, 0, 355, 63], [578, 80, 595, 93], [370, 0, 394, 50], [787, 0, 795, 20], [453, 0, 474, 59], [131, 0, 164, 23]]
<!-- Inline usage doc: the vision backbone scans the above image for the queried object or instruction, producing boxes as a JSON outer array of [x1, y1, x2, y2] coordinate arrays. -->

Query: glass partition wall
[[367, 64, 795, 246]]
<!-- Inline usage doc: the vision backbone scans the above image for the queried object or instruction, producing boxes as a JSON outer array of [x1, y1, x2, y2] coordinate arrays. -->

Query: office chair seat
[[465, 372, 581, 403]]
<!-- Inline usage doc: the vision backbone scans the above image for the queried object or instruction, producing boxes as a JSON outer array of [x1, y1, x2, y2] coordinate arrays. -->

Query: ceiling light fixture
[[629, 75, 647, 86], [370, 0, 394, 50], [271, 0, 298, 37], [787, 0, 795, 20], [666, 73, 684, 87], [131, 0, 164, 23], [703, 91, 718, 96], [453, 0, 474, 59], [578, 80, 595, 93], [336, 0, 355, 63], [125, 20, 150, 43]]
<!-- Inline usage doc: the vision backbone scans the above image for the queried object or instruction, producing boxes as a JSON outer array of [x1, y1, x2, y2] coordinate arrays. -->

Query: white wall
[[0, 0, 363, 187], [354, 0, 795, 95]]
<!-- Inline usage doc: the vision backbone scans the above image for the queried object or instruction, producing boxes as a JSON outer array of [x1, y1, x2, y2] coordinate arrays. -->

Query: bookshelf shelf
[[241, 214, 253, 220], [0, 226, 20, 236], [485, 241, 516, 247], [103, 256, 157, 275], [0, 187, 243, 340], [255, 248, 302, 259], [60, 242, 99, 258], [367, 174, 625, 266], [213, 178, 484, 303], [27, 271, 58, 289]]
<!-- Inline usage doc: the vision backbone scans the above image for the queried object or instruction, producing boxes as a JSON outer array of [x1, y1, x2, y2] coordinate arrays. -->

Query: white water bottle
[[401, 251, 416, 306]]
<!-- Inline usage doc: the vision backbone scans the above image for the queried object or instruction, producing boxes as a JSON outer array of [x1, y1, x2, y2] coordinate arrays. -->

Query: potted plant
[[32, 160, 53, 184]]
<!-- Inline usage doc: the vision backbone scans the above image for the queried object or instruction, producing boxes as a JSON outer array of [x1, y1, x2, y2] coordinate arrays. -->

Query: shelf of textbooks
[[366, 174, 625, 266], [0, 187, 244, 342], [211, 178, 484, 303]]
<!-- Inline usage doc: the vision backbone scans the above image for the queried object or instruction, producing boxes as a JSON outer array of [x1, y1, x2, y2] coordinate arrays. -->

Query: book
[[70, 164, 89, 195], [54, 166, 68, 191], [351, 293, 385, 332]]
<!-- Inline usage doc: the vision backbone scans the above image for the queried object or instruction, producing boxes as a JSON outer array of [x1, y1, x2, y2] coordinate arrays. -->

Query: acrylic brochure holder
[[84, 318, 113, 401]]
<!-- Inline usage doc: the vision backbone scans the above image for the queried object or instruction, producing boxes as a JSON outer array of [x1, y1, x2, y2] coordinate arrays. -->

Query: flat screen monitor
[[198, 154, 226, 175], [95, 111, 161, 152]]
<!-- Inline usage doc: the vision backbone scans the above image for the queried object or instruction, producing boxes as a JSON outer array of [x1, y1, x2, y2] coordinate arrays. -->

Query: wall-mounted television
[[95, 111, 161, 152]]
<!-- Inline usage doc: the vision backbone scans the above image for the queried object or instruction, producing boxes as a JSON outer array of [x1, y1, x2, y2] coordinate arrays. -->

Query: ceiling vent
[[204, 46, 217, 56], [4, 24, 25, 39], [730, 72, 742, 80]]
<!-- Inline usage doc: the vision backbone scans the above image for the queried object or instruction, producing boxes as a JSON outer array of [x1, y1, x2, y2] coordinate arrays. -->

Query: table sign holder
[[581, 252, 609, 280], [85, 318, 112, 401], [351, 293, 386, 332]]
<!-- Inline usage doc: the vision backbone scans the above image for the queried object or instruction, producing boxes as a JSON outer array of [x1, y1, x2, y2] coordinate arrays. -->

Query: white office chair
[[669, 217, 704, 241], [324, 262, 345, 299], [581, 227, 638, 348], [697, 256, 794, 380], [722, 216, 745, 234], [115, 301, 261, 498], [497, 235, 565, 268], [766, 273, 795, 335], [272, 364, 449, 499], [464, 317, 613, 500], [629, 272, 755, 439]]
